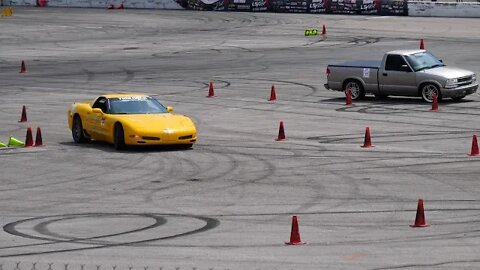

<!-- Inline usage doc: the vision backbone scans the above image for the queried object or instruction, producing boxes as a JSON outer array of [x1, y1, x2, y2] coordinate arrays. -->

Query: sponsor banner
[[270, 0, 308, 13], [8, 0, 407, 15], [177, 0, 227, 10], [380, 0, 407, 15]]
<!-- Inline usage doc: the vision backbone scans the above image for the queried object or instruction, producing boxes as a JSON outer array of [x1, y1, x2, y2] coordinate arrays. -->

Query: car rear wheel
[[72, 115, 88, 143], [344, 80, 365, 100], [114, 123, 126, 150], [421, 83, 441, 103]]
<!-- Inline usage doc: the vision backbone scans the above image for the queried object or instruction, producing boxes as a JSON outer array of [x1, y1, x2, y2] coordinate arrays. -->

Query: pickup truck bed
[[328, 60, 381, 69]]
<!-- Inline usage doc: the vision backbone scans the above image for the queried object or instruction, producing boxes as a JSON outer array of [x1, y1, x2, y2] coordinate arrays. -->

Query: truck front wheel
[[344, 80, 365, 100], [420, 83, 441, 103]]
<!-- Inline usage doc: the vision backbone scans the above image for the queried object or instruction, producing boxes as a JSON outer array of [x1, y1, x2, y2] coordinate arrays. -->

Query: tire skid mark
[[1, 213, 219, 258]]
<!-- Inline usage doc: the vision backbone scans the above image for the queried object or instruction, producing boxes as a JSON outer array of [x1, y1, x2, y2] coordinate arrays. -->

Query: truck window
[[385, 55, 408, 71]]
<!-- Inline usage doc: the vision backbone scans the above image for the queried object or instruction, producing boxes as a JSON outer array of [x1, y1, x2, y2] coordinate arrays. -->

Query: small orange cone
[[25, 127, 34, 147], [18, 105, 27, 122], [410, 198, 430, 228], [420, 39, 425, 50], [20, 60, 27, 73], [345, 88, 352, 105], [275, 121, 286, 141], [285, 215, 305, 245], [469, 134, 479, 156], [207, 81, 214, 97], [269, 85, 277, 101], [430, 93, 438, 111], [361, 127, 374, 148], [34, 127, 43, 147], [321, 24, 326, 35]]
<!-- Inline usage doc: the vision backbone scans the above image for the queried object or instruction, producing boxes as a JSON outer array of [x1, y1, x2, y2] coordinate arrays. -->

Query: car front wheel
[[114, 123, 126, 150]]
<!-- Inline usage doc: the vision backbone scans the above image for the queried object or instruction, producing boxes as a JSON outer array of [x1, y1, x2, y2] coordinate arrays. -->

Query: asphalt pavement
[[1, 7, 480, 270]]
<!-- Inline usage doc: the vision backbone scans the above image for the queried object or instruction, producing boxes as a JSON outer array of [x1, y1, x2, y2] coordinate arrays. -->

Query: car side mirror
[[166, 106, 173, 112], [92, 108, 103, 114]]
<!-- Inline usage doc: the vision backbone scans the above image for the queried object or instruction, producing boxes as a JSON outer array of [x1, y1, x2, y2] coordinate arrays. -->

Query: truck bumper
[[442, 83, 478, 98]]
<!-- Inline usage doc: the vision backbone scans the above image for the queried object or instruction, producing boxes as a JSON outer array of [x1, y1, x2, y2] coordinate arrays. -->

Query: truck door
[[379, 54, 417, 96]]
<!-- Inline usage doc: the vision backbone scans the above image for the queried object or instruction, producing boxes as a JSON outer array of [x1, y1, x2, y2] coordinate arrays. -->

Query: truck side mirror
[[400, 65, 411, 72]]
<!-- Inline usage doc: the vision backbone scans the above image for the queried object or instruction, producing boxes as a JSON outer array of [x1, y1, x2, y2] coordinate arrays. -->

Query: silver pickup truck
[[324, 50, 478, 102]]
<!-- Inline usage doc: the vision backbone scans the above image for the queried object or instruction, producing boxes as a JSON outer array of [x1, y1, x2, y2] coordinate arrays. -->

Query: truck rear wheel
[[344, 80, 365, 100]]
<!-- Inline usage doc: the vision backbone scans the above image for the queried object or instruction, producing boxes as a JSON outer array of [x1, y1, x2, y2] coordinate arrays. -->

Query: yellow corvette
[[67, 93, 197, 150]]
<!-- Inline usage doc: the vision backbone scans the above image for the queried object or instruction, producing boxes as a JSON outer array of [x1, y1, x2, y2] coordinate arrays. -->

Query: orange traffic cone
[[34, 127, 43, 147], [321, 24, 326, 35], [25, 127, 34, 147], [207, 81, 214, 97], [410, 198, 430, 228], [345, 88, 352, 105], [275, 121, 286, 141], [430, 93, 438, 111], [470, 134, 479, 156], [20, 60, 27, 73], [269, 85, 277, 101], [285, 215, 306, 245], [18, 105, 27, 122], [420, 39, 425, 50], [361, 127, 374, 148]]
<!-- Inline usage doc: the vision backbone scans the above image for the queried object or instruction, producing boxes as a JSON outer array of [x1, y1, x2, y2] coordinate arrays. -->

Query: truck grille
[[456, 76, 473, 87]]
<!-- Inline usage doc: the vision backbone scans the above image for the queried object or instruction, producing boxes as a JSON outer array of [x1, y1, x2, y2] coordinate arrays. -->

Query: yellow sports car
[[67, 93, 197, 150]]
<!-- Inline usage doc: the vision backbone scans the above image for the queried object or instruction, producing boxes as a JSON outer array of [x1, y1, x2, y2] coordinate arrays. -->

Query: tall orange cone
[[285, 215, 305, 245], [20, 60, 27, 73], [25, 127, 34, 147], [361, 127, 374, 148], [420, 39, 425, 50], [469, 134, 479, 156], [410, 198, 430, 227], [18, 105, 27, 122], [275, 121, 286, 141], [345, 88, 352, 105], [321, 24, 326, 35], [269, 85, 277, 101], [430, 93, 438, 111], [207, 81, 214, 97], [34, 127, 43, 147]]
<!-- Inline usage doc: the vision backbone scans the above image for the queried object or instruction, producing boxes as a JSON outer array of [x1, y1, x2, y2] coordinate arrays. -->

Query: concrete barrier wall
[[408, 1, 480, 18]]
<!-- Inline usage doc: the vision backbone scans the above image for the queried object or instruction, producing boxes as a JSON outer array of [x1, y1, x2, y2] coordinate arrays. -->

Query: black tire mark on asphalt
[[1, 213, 219, 258]]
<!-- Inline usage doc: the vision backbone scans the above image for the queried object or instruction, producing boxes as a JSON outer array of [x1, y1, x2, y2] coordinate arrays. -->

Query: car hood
[[421, 66, 474, 79], [115, 114, 195, 131]]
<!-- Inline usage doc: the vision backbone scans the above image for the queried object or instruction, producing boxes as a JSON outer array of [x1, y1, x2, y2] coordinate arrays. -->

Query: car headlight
[[445, 78, 458, 89]]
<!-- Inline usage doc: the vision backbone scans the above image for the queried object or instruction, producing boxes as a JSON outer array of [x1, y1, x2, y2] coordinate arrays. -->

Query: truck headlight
[[445, 78, 458, 89]]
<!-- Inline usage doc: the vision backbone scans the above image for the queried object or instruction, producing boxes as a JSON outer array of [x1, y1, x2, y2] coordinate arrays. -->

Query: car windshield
[[108, 96, 168, 114], [404, 52, 445, 72]]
